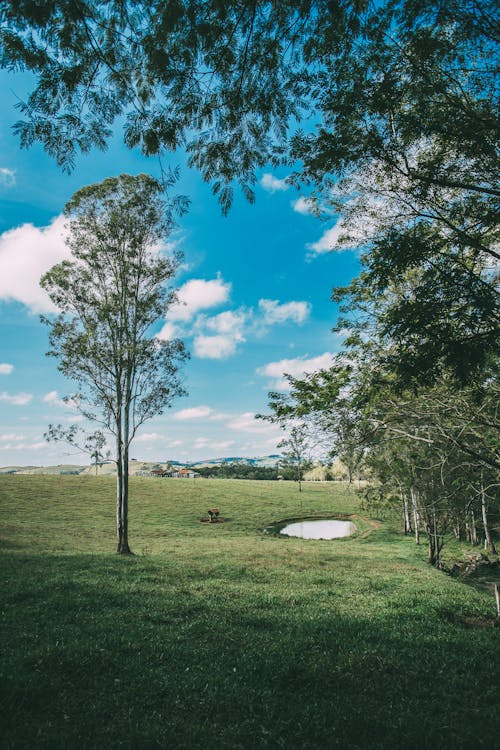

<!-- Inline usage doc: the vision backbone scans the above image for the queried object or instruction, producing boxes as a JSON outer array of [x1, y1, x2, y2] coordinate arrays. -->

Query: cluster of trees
[[1, 1, 498, 555], [264, 358, 498, 567], [195, 463, 280, 480]]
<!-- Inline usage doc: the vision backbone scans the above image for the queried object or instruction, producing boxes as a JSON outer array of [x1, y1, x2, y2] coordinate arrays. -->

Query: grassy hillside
[[0, 476, 498, 749]]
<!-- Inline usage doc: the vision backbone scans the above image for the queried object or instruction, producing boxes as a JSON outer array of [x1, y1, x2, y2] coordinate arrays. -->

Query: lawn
[[0, 476, 498, 749]]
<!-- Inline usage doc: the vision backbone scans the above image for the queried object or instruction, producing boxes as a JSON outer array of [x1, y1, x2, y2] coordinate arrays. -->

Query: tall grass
[[0, 476, 498, 749]]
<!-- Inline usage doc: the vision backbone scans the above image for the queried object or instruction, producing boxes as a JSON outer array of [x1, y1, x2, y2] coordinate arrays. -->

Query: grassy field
[[0, 476, 499, 749]]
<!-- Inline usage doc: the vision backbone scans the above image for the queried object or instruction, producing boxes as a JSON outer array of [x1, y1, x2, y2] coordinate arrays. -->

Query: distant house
[[173, 468, 198, 479], [150, 469, 172, 478]]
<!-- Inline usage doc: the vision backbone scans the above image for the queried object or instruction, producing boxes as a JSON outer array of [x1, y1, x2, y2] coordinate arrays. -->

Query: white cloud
[[0, 442, 25, 451], [0, 215, 71, 313], [307, 212, 378, 256], [155, 321, 179, 342], [226, 412, 282, 436], [194, 437, 209, 448], [42, 390, 78, 410], [0, 363, 14, 375], [258, 299, 311, 325], [193, 334, 238, 359], [0, 391, 33, 406], [292, 196, 315, 215], [260, 173, 289, 193], [135, 432, 165, 443], [191, 310, 247, 359], [168, 277, 231, 322], [31, 441, 47, 451], [0, 168, 16, 187], [306, 222, 347, 254], [211, 440, 236, 452], [43, 390, 63, 406], [173, 405, 214, 420], [204, 309, 247, 337], [0, 439, 46, 452], [0, 433, 25, 441], [257, 352, 334, 391]]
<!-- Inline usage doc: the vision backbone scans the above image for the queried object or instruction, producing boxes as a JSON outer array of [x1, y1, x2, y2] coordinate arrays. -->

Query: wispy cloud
[[0, 391, 33, 406], [0, 167, 16, 187], [135, 432, 165, 443], [0, 363, 14, 375], [155, 321, 179, 342], [258, 299, 311, 325], [173, 405, 214, 420], [0, 440, 46, 451], [260, 173, 289, 193], [291, 196, 315, 215], [42, 390, 78, 410], [257, 352, 334, 391], [226, 412, 282, 436], [211, 440, 236, 452], [306, 212, 378, 256]]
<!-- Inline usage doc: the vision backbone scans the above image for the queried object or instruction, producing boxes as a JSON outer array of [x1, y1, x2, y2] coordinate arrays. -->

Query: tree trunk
[[117, 396, 132, 554], [433, 508, 440, 566], [118, 442, 131, 554], [116, 439, 123, 552], [403, 492, 412, 535], [410, 487, 419, 545], [471, 510, 478, 546], [426, 523, 435, 565], [481, 482, 497, 555]]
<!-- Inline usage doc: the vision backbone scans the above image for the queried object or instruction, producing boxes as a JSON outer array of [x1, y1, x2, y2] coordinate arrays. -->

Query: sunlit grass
[[1, 476, 499, 749]]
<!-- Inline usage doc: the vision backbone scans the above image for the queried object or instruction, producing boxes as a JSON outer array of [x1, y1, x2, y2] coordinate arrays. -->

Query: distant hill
[[187, 455, 282, 469], [0, 456, 283, 475]]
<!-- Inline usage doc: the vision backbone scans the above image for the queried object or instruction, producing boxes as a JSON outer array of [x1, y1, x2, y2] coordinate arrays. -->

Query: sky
[[0, 69, 360, 467]]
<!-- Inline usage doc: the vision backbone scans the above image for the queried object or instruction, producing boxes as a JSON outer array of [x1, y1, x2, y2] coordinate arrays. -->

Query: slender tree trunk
[[433, 508, 440, 566], [465, 517, 471, 543], [119, 442, 131, 554], [471, 510, 478, 546], [402, 490, 412, 535], [481, 481, 497, 555], [410, 487, 419, 545], [426, 523, 435, 565], [116, 431, 123, 552], [117, 395, 132, 554]]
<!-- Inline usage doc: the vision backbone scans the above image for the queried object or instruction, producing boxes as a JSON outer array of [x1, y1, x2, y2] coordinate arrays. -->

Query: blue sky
[[0, 69, 359, 466]]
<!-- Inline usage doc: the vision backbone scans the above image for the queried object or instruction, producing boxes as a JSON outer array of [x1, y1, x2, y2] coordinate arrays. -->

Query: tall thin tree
[[41, 173, 188, 553]]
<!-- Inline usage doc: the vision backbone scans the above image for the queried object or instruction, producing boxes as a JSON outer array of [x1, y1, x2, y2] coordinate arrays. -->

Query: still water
[[280, 519, 355, 540]]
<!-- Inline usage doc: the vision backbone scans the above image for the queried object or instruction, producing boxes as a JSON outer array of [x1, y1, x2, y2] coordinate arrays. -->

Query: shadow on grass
[[1, 551, 499, 750]]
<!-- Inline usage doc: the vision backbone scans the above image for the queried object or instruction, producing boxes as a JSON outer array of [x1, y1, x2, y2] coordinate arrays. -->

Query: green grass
[[0, 476, 499, 749]]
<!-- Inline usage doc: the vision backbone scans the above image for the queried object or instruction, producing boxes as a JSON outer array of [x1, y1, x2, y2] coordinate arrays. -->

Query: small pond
[[280, 519, 356, 540]]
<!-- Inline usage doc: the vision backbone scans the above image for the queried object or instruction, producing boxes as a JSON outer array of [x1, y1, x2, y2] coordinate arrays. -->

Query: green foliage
[[196, 463, 279, 480]]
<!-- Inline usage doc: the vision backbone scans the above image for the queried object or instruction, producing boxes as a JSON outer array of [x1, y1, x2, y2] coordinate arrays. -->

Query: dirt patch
[[351, 514, 382, 529]]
